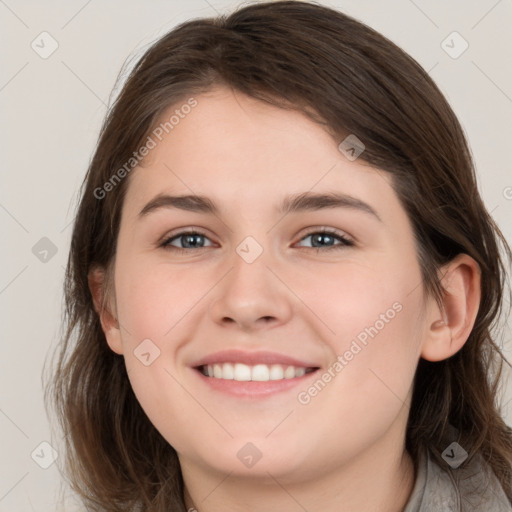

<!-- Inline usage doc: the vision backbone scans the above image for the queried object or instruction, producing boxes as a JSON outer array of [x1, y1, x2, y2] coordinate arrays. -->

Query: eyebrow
[[138, 191, 382, 222]]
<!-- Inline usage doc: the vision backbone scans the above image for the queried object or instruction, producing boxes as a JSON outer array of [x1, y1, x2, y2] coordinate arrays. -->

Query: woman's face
[[104, 85, 433, 482]]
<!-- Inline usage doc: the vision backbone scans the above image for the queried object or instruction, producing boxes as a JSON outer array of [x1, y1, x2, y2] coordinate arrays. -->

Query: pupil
[[313, 234, 333, 247], [184, 234, 204, 248]]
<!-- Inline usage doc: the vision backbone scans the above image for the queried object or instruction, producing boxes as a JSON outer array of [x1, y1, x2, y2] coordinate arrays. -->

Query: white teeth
[[222, 362, 234, 380], [251, 364, 269, 381], [294, 367, 306, 377], [203, 363, 312, 381], [269, 364, 284, 380], [213, 364, 223, 379], [284, 366, 296, 379], [234, 363, 252, 381]]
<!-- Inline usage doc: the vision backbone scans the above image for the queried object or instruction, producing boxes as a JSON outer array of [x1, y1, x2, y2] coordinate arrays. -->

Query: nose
[[208, 245, 294, 332]]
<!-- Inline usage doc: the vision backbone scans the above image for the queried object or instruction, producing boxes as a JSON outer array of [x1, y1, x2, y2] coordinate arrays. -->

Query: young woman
[[47, 1, 512, 510]]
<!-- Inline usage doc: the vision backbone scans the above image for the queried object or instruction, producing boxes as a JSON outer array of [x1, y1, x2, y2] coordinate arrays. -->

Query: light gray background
[[1, 0, 511, 510]]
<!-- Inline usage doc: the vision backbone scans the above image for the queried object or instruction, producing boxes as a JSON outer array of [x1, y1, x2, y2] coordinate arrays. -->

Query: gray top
[[404, 447, 511, 511]]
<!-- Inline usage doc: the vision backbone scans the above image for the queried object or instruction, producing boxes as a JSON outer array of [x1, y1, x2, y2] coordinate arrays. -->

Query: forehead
[[122, 86, 400, 224]]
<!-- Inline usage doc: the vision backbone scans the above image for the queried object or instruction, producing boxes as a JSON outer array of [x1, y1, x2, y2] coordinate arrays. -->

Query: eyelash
[[159, 228, 354, 253]]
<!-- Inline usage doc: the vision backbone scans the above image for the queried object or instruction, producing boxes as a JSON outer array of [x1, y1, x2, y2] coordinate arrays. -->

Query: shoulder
[[404, 446, 511, 512]]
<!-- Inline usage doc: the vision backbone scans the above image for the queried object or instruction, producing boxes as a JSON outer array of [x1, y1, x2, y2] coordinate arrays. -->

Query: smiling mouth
[[197, 363, 319, 382]]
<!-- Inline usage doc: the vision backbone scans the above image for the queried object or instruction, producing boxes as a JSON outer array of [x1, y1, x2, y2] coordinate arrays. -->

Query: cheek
[[123, 361, 201, 455], [112, 257, 219, 449], [293, 253, 422, 350], [331, 301, 422, 404], [114, 256, 213, 342], [289, 297, 423, 474], [113, 259, 206, 451], [294, 256, 424, 422]]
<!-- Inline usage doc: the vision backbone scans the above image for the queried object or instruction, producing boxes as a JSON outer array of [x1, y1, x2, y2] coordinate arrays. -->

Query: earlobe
[[420, 254, 481, 362], [88, 266, 124, 355]]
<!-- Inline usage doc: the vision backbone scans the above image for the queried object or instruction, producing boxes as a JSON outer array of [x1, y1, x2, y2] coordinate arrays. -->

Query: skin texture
[[90, 86, 481, 512]]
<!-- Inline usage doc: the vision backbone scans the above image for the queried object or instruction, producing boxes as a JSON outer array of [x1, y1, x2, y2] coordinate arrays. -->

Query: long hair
[[45, 1, 512, 510]]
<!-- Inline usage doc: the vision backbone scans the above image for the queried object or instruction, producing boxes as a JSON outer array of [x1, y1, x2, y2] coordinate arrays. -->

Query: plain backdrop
[[1, 0, 511, 510]]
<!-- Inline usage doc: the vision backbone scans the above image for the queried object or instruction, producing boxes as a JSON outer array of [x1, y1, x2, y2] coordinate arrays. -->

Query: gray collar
[[403, 447, 511, 511]]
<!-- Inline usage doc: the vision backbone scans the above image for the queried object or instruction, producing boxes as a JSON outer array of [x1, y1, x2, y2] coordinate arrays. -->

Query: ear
[[88, 266, 123, 355], [421, 253, 481, 362]]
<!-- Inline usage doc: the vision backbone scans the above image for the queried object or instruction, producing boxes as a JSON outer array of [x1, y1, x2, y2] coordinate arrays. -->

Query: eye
[[160, 230, 214, 252], [159, 227, 354, 253], [295, 229, 354, 251]]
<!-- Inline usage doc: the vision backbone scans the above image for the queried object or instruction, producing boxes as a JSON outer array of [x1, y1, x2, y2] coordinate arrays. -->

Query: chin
[[187, 436, 316, 481]]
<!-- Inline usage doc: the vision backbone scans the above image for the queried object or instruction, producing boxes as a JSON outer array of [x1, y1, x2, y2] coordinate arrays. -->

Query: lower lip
[[193, 368, 319, 398]]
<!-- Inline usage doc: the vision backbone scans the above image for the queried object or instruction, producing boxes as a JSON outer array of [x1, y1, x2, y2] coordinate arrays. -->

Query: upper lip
[[191, 349, 320, 369]]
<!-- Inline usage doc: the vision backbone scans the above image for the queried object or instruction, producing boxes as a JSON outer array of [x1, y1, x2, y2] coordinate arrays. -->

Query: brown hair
[[45, 1, 512, 510]]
